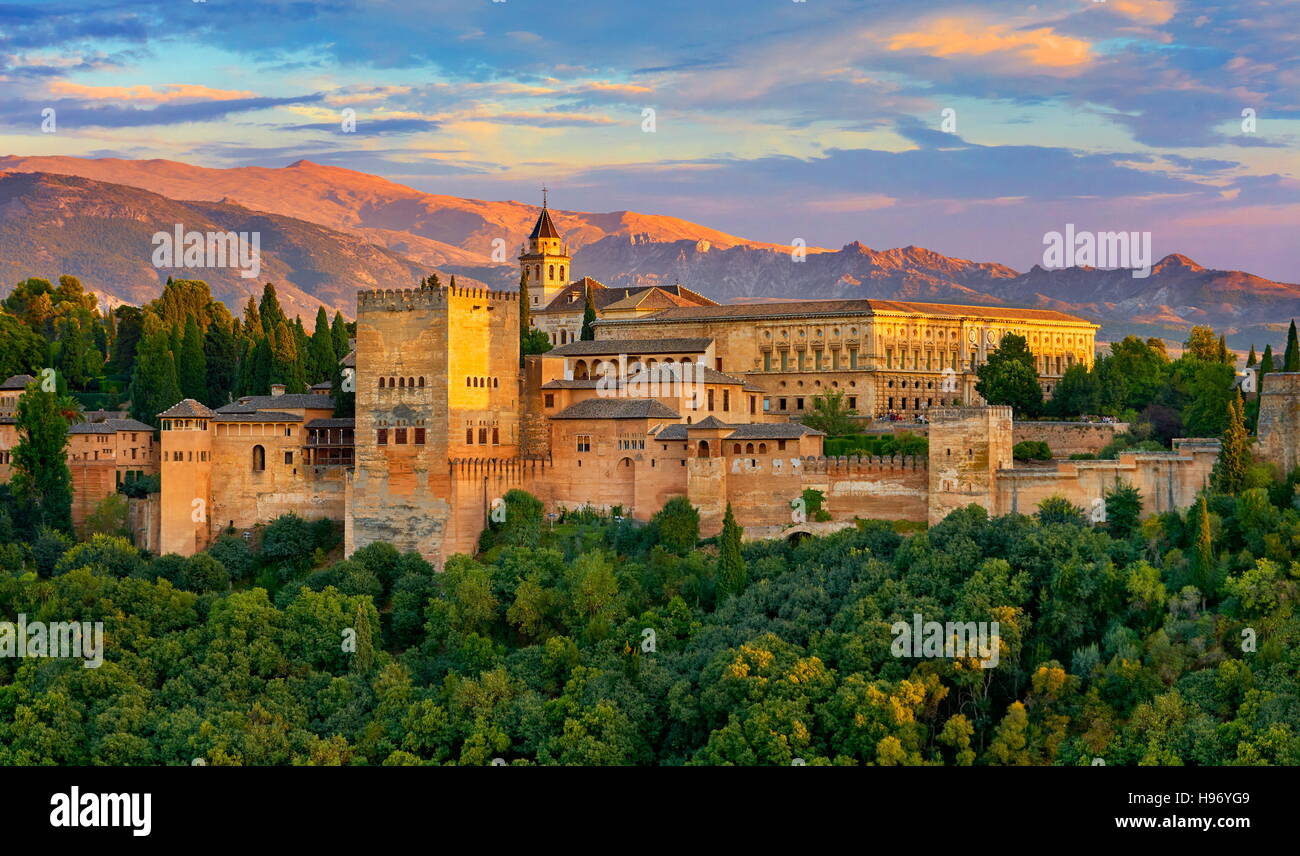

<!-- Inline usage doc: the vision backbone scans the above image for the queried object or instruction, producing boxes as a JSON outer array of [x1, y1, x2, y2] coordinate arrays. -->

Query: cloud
[[48, 81, 256, 103], [886, 17, 1093, 70]]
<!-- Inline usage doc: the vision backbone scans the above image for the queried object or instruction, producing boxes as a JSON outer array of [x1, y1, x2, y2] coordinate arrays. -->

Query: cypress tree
[[580, 283, 597, 341], [330, 311, 349, 359], [1214, 391, 1248, 494], [1286, 320, 1300, 371], [1246, 345, 1257, 367], [718, 503, 747, 597], [250, 335, 273, 396], [259, 283, 286, 333], [203, 317, 239, 406], [309, 307, 335, 384], [57, 317, 87, 390], [11, 378, 73, 536], [1216, 334, 1231, 365], [1194, 496, 1215, 595], [271, 319, 307, 393], [129, 328, 182, 426], [178, 315, 208, 402]]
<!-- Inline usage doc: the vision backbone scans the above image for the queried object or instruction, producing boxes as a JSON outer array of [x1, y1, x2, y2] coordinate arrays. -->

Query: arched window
[[408, 377, 414, 387], [493, 378, 499, 388], [549, 264, 555, 280], [745, 443, 754, 453], [697, 440, 710, 457], [252, 445, 265, 472], [733, 444, 741, 454], [389, 377, 396, 388], [399, 377, 405, 388], [378, 377, 385, 389], [559, 266, 565, 280], [418, 377, 425, 387], [758, 443, 767, 454], [466, 376, 471, 386]]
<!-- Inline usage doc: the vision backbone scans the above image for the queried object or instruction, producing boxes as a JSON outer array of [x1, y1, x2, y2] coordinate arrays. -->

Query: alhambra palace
[[10, 204, 1300, 565]]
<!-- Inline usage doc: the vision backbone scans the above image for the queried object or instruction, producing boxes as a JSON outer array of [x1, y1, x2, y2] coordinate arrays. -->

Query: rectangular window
[[779, 398, 787, 411], [778, 440, 787, 451], [395, 428, 407, 444], [796, 397, 805, 410], [707, 389, 715, 410], [377, 429, 388, 445], [848, 396, 857, 410], [284, 451, 293, 465], [780, 352, 789, 371], [577, 434, 591, 453], [749, 395, 756, 415], [414, 428, 425, 445], [723, 389, 730, 411], [544, 393, 555, 407], [466, 428, 474, 444], [764, 353, 772, 371], [478, 427, 488, 445], [492, 427, 500, 445], [716, 357, 723, 371]]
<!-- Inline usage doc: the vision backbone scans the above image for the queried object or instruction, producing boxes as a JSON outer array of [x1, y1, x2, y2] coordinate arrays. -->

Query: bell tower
[[518, 187, 570, 311]]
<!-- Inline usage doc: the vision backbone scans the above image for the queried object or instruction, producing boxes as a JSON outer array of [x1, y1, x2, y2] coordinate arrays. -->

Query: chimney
[[270, 384, 286, 397]]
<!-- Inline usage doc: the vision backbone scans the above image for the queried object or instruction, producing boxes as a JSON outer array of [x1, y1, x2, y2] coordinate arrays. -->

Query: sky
[[1, 0, 1297, 280]]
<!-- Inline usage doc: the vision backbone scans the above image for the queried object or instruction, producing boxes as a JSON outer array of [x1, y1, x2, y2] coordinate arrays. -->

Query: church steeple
[[519, 187, 570, 311]]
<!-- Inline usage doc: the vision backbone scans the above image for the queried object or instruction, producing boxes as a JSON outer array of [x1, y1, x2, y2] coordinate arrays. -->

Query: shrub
[[1013, 440, 1052, 461]]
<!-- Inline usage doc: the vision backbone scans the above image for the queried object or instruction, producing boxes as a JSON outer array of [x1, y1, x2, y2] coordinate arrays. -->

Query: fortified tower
[[1257, 371, 1300, 475], [927, 405, 1014, 524], [518, 189, 570, 311], [157, 399, 215, 556], [348, 282, 521, 563]]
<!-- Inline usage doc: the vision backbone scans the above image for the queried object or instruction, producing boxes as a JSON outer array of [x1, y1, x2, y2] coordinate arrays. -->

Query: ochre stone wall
[[1257, 372, 1300, 475], [1013, 421, 1129, 458], [927, 406, 1015, 524]]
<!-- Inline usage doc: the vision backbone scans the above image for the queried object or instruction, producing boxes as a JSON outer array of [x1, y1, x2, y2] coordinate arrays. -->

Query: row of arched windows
[[530, 264, 564, 281], [378, 376, 425, 389], [466, 376, 500, 388]]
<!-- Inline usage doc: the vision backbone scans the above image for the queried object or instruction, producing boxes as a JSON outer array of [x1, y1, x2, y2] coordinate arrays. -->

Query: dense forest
[[0, 274, 357, 426]]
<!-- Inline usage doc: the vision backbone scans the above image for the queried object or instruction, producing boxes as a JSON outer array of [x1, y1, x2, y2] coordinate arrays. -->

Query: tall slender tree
[[11, 378, 74, 535], [1214, 391, 1248, 495], [178, 315, 208, 402], [130, 327, 182, 425], [580, 282, 597, 341], [330, 311, 350, 359], [203, 316, 238, 407], [718, 503, 747, 597], [1285, 320, 1300, 371], [308, 307, 335, 384]]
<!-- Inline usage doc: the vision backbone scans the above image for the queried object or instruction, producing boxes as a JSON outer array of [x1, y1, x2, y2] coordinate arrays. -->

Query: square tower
[[518, 199, 570, 310], [349, 282, 520, 563]]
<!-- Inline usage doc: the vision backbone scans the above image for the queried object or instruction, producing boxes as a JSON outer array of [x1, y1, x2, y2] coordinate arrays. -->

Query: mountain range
[[0, 154, 1296, 349]]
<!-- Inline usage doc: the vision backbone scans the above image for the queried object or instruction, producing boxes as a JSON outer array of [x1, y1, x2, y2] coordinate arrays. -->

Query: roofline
[[592, 300, 1099, 328]]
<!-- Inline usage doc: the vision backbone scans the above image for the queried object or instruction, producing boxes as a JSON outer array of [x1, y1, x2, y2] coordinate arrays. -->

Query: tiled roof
[[551, 398, 680, 420], [236, 394, 335, 410], [341, 350, 355, 368], [215, 403, 257, 414], [653, 424, 689, 440], [546, 337, 712, 357], [158, 399, 215, 419], [69, 419, 153, 435], [528, 207, 561, 239], [726, 422, 824, 439], [596, 298, 1094, 325], [213, 411, 302, 423], [305, 418, 356, 429], [0, 374, 35, 390], [310, 381, 333, 390], [537, 281, 716, 315], [690, 416, 730, 430], [601, 285, 718, 313], [541, 365, 745, 390]]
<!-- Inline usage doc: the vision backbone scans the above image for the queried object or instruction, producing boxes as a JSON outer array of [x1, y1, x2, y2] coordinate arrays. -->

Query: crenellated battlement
[[929, 405, 1014, 422], [449, 455, 550, 475], [356, 283, 520, 313]]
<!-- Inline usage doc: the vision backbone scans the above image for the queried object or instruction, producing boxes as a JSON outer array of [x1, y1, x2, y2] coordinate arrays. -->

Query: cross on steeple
[[541, 185, 548, 209]]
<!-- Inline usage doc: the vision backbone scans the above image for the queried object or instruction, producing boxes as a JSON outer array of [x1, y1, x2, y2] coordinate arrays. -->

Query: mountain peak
[[1153, 253, 1204, 273]]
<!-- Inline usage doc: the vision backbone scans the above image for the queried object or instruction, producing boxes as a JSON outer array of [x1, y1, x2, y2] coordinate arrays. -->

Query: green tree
[[1285, 320, 1300, 372], [1213, 391, 1248, 495], [330, 311, 350, 360], [1105, 482, 1142, 539], [203, 316, 239, 407], [0, 311, 47, 379], [519, 270, 532, 366], [718, 504, 746, 597], [56, 317, 87, 390], [259, 283, 287, 333], [10, 379, 73, 535], [580, 284, 597, 341], [652, 497, 699, 553], [1184, 326, 1220, 362], [1047, 362, 1100, 417], [975, 332, 1043, 417], [270, 320, 307, 393], [308, 307, 336, 384], [801, 389, 857, 435], [1193, 496, 1216, 594], [130, 327, 182, 426], [178, 315, 208, 402]]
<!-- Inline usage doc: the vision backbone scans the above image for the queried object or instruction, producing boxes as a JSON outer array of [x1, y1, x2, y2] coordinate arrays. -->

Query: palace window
[[284, 451, 293, 465], [577, 434, 591, 453], [377, 429, 388, 445], [252, 445, 266, 471], [414, 428, 425, 445], [395, 428, 407, 444]]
